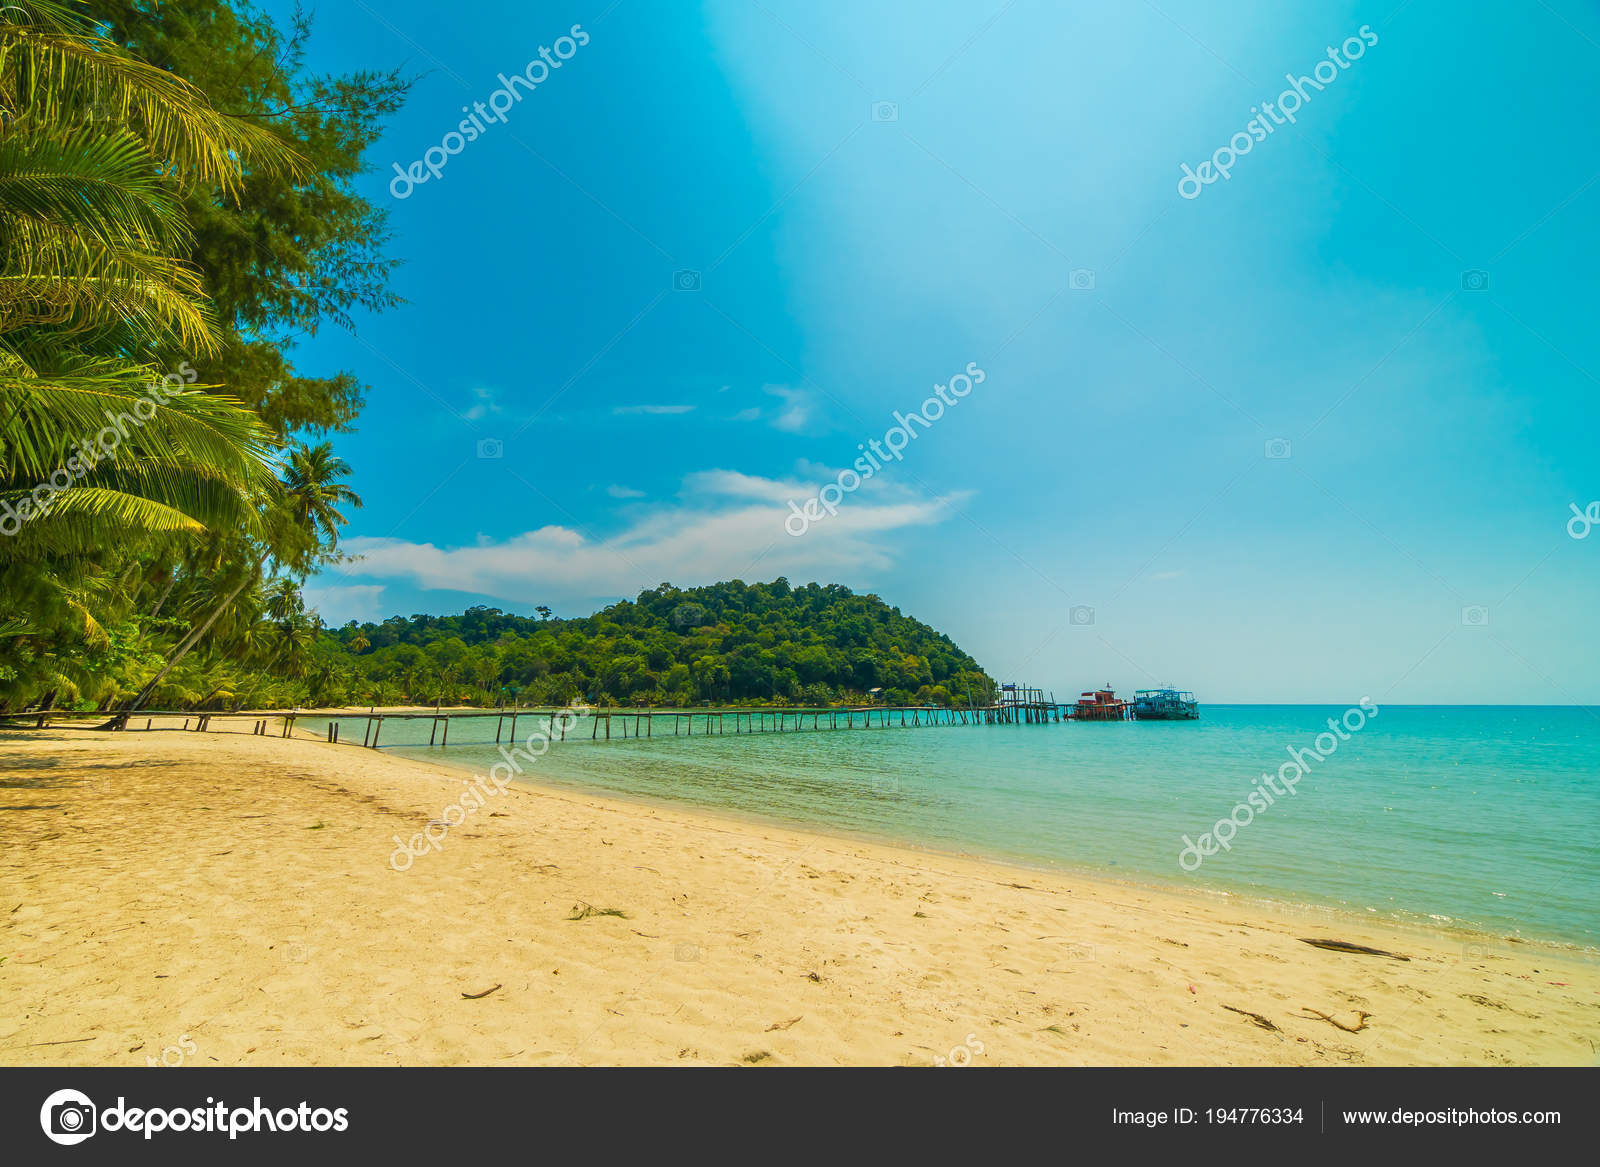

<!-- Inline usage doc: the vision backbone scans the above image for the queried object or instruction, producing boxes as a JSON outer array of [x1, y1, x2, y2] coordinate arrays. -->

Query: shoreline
[[396, 739, 1600, 960], [3, 728, 1596, 1066]]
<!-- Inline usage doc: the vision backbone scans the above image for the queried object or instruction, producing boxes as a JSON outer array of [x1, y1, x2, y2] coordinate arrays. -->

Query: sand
[[2, 726, 1596, 1066]]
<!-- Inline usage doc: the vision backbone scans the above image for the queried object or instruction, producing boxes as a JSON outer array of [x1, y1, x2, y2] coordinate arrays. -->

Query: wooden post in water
[[441, 716, 450, 746]]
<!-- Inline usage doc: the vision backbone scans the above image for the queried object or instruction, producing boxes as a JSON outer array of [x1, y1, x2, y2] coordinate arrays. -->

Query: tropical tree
[[0, 2, 318, 710], [0, 2, 304, 550], [116, 441, 360, 714]]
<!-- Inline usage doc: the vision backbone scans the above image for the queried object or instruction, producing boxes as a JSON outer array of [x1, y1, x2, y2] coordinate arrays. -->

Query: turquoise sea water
[[307, 705, 1600, 947]]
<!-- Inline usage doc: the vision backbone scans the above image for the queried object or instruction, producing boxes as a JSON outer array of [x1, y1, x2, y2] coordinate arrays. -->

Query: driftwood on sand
[[1297, 1007, 1372, 1033], [1299, 938, 1409, 961], [1221, 1005, 1280, 1032]]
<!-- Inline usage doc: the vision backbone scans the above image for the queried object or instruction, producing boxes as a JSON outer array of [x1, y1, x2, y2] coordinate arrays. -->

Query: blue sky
[[271, 0, 1599, 703]]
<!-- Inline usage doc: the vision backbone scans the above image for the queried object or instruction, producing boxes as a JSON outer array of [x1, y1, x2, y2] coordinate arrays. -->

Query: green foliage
[[320, 580, 998, 710], [82, 0, 411, 439], [0, 2, 406, 714]]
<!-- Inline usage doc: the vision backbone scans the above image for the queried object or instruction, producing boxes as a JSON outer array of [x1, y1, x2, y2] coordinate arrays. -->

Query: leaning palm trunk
[[103, 551, 266, 724]]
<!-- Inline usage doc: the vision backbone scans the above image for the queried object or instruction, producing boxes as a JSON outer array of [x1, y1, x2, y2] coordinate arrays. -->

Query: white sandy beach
[[2, 727, 1596, 1066]]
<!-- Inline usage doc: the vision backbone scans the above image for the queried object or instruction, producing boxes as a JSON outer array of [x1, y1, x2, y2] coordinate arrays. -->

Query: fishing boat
[[1071, 686, 1128, 721], [1132, 687, 1199, 720]]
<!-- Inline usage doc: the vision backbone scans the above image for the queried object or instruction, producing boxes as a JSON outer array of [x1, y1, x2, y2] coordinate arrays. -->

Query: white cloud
[[680, 468, 816, 502], [463, 386, 502, 421], [612, 404, 696, 416], [765, 385, 816, 432], [607, 484, 646, 499], [341, 470, 966, 609], [302, 582, 387, 625]]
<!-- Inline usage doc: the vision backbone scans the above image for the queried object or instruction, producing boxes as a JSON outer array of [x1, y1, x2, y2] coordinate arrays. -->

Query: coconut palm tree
[[116, 441, 360, 716], [1, 1, 314, 715], [281, 443, 361, 554], [0, 3, 305, 556]]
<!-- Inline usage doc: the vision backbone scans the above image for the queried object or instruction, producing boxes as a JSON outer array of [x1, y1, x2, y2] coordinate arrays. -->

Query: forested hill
[[320, 579, 998, 708]]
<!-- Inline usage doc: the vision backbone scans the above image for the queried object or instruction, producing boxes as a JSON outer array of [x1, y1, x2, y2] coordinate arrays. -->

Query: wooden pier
[[2, 682, 1076, 747], [314, 694, 1073, 750], [288, 680, 1074, 749]]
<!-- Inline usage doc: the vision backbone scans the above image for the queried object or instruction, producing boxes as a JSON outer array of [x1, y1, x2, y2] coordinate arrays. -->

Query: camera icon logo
[[1069, 268, 1096, 290], [674, 943, 701, 962], [1264, 437, 1292, 459], [671, 603, 705, 629], [1461, 605, 1490, 627], [476, 438, 504, 459], [40, 1089, 97, 1145], [871, 101, 899, 122], [1068, 605, 1095, 627], [1461, 269, 1489, 291], [672, 269, 701, 292]]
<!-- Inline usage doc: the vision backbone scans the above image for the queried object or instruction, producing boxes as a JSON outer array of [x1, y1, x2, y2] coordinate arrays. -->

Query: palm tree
[[469, 653, 501, 700], [0, 3, 304, 552], [2, 2, 312, 713], [116, 442, 360, 716], [282, 443, 361, 553]]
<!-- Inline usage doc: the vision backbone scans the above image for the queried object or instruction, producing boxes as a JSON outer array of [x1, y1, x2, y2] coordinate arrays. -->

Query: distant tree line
[[315, 579, 998, 710]]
